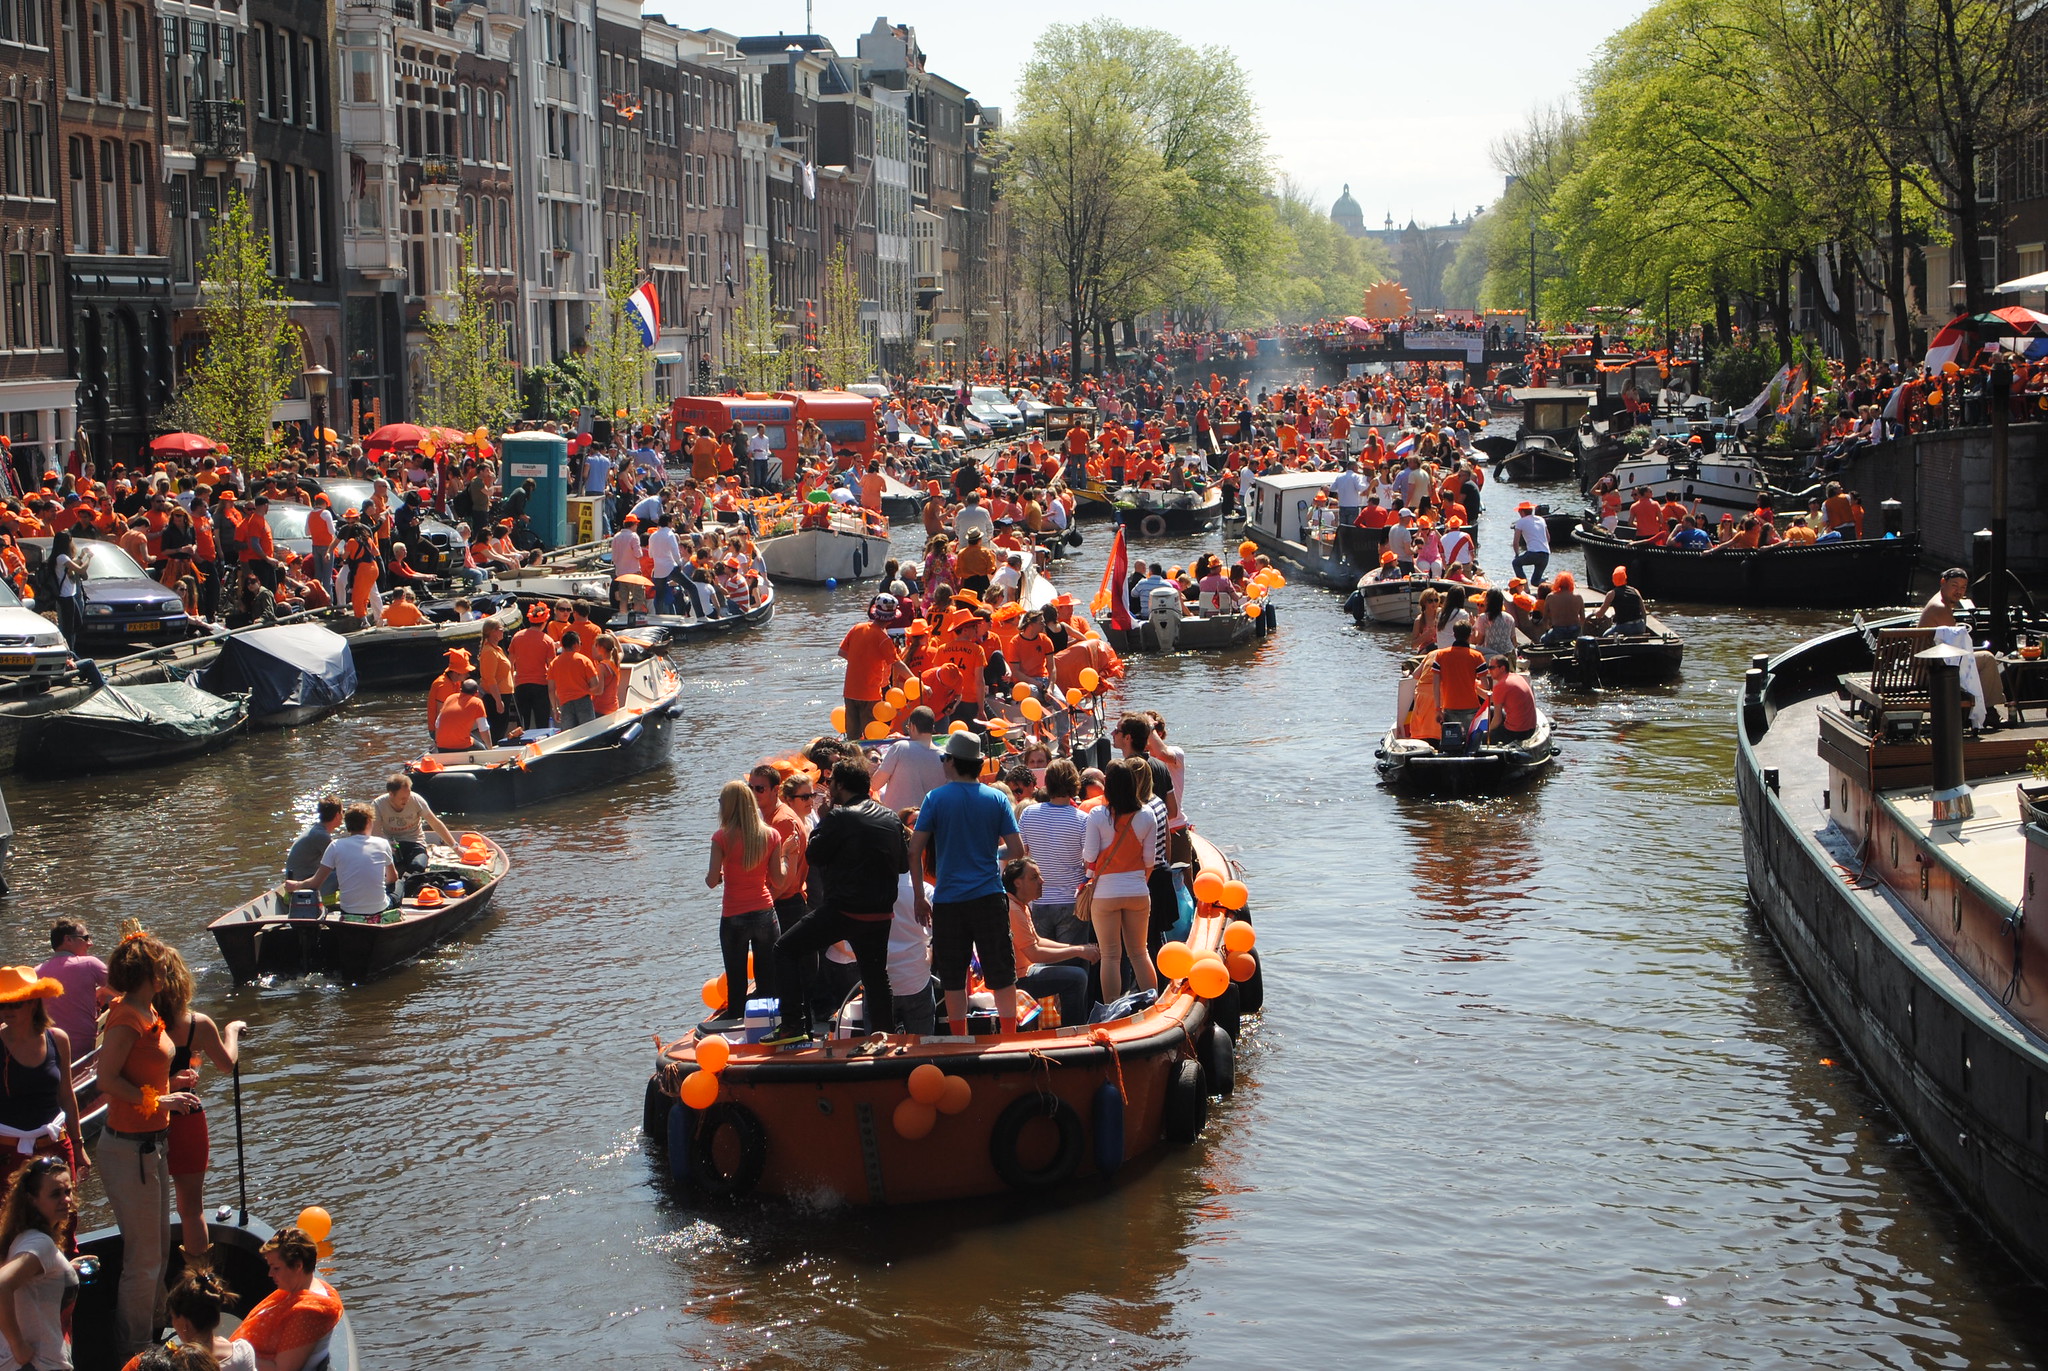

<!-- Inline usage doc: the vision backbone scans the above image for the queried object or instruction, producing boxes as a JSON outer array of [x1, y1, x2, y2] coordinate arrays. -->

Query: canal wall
[[1844, 423, 2048, 578]]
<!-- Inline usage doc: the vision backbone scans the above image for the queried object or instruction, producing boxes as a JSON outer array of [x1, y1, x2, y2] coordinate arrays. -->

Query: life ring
[[1138, 513, 1168, 538], [689, 1100, 768, 1199], [1161, 1058, 1207, 1144], [988, 1092, 1085, 1190], [1198, 1021, 1235, 1099]]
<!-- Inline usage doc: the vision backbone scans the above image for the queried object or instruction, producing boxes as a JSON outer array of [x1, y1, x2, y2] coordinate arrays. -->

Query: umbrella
[[1964, 306, 2048, 337], [614, 574, 654, 588], [363, 423, 429, 450], [149, 432, 219, 455], [428, 427, 467, 447]]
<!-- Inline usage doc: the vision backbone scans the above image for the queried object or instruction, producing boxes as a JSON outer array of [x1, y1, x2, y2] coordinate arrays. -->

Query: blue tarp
[[200, 624, 356, 717]]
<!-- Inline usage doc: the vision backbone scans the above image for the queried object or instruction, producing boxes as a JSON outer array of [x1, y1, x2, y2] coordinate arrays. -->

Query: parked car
[[284, 479, 471, 574], [0, 580, 70, 684], [20, 538, 195, 643], [966, 387, 1025, 436]]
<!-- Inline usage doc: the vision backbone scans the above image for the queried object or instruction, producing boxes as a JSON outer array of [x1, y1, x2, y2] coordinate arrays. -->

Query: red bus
[[669, 394, 799, 480], [777, 389, 881, 469]]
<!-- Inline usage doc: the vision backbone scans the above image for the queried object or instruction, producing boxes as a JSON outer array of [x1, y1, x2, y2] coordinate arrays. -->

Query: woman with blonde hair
[[153, 947, 245, 1270], [704, 780, 790, 1019], [1410, 588, 1443, 655]]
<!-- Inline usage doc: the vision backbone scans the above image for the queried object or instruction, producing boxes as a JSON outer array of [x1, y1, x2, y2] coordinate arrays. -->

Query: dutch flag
[[1392, 432, 1416, 458], [627, 281, 660, 348]]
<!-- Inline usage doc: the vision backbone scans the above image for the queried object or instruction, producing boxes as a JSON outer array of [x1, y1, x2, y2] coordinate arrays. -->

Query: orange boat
[[641, 829, 1263, 1205]]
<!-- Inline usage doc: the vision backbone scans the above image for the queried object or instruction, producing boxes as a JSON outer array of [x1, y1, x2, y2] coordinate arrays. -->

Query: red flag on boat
[[1093, 525, 1133, 631]]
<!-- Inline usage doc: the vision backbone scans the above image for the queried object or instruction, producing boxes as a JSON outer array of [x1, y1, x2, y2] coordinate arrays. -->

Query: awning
[[652, 352, 684, 364], [1995, 270, 2048, 294]]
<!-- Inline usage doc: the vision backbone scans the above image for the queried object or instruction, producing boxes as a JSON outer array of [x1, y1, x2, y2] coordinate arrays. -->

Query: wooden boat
[[627, 583, 776, 642], [1112, 485, 1224, 537], [642, 829, 1262, 1205], [1344, 575, 1482, 627], [18, 682, 248, 774], [74, 1211, 360, 1371], [1491, 434, 1578, 480], [758, 523, 893, 584], [405, 654, 683, 812], [1737, 614, 2048, 1284], [1095, 609, 1264, 654], [1576, 524, 1921, 608], [209, 836, 509, 983], [1520, 615, 1685, 684], [332, 601, 522, 690], [197, 624, 357, 728], [1542, 504, 1582, 547], [1072, 481, 1120, 519], [1375, 710, 1558, 795]]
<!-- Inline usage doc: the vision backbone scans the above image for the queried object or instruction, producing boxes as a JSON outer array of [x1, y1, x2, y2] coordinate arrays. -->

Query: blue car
[[24, 538, 196, 643]]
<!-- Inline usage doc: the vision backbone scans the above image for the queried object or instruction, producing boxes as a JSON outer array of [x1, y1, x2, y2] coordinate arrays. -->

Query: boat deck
[[1752, 691, 2048, 1056]]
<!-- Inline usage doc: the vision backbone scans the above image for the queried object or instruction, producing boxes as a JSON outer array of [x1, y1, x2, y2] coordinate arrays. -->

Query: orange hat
[[1516, 501, 1534, 513], [1612, 567, 1628, 586], [1513, 593, 1537, 611], [1379, 551, 1397, 565], [0, 967, 63, 1003], [445, 648, 473, 671], [906, 618, 931, 637], [1238, 540, 1257, 557], [942, 608, 975, 634], [953, 589, 982, 608], [993, 602, 1024, 622]]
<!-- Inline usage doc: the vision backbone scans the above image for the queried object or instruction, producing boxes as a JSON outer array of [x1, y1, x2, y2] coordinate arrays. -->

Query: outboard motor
[[1573, 634, 1603, 691], [1148, 585, 1184, 654]]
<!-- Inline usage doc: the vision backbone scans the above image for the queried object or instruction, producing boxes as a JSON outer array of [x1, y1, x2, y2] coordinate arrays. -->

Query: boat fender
[[1342, 589, 1364, 624], [1065, 528, 1084, 548], [643, 1075, 669, 1141], [1091, 1082, 1125, 1178], [1198, 1021, 1235, 1099], [1139, 513, 1168, 538], [689, 1101, 768, 1199], [1259, 602, 1277, 636], [620, 722, 643, 744], [665, 1102, 691, 1184], [988, 1092, 1085, 1190], [1161, 1058, 1207, 1144], [1210, 983, 1243, 1042]]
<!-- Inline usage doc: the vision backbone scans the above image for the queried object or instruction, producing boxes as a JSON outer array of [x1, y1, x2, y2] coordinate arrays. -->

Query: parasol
[[363, 423, 429, 451], [149, 432, 219, 455]]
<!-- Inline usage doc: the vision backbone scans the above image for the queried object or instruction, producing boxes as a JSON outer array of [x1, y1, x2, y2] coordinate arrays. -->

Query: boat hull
[[759, 528, 893, 584], [411, 705, 678, 812], [1114, 490, 1223, 537], [632, 586, 776, 641], [1347, 578, 1469, 626], [1374, 716, 1557, 795], [1244, 526, 1352, 589], [1521, 617, 1684, 684], [1577, 526, 1921, 607], [1097, 612, 1261, 654], [339, 605, 521, 689], [19, 700, 248, 774]]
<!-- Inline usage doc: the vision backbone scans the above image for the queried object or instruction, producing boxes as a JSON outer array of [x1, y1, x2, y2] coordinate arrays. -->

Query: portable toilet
[[500, 431, 569, 550]]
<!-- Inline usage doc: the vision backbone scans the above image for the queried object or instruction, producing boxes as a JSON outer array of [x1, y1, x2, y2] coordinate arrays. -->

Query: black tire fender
[[1139, 513, 1168, 538], [1199, 1021, 1235, 1099], [988, 1092, 1086, 1190], [1161, 1058, 1207, 1144], [689, 1101, 768, 1199]]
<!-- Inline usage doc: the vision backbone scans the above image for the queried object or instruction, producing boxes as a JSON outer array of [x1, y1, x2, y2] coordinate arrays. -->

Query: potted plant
[[2019, 742, 2048, 824]]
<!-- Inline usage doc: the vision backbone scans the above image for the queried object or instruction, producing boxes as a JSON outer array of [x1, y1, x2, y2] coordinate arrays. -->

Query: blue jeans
[[1018, 963, 1092, 1029], [1512, 550, 1549, 581]]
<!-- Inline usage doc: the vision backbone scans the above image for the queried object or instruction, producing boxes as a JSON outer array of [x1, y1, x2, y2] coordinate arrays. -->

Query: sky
[[656, 0, 1657, 226]]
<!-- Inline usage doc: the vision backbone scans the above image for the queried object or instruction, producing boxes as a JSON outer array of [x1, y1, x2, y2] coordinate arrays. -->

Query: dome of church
[[1331, 184, 1365, 235]]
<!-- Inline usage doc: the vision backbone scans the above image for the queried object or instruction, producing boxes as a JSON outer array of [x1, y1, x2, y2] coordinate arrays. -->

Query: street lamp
[[693, 307, 714, 395], [303, 363, 332, 460]]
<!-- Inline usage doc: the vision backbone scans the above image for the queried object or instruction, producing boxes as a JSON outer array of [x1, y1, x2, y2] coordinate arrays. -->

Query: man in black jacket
[[764, 757, 908, 1046]]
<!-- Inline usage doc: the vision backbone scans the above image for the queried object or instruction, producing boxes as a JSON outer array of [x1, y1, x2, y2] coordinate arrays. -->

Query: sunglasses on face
[[748, 783, 773, 793]]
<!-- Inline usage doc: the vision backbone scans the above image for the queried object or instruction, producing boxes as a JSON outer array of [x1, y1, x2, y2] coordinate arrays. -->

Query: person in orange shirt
[[837, 595, 910, 738], [1427, 622, 1490, 737], [434, 677, 491, 751], [426, 647, 471, 737], [546, 629, 601, 729], [859, 461, 887, 515], [507, 605, 556, 730], [477, 616, 516, 741], [381, 587, 427, 626], [589, 632, 623, 715]]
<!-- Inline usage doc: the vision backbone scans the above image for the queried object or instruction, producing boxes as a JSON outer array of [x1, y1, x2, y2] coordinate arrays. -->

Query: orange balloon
[[908, 1062, 947, 1105], [872, 700, 897, 724], [903, 677, 922, 701], [988, 718, 1009, 735], [1228, 951, 1257, 983], [695, 1036, 731, 1074], [1189, 957, 1230, 999], [893, 1097, 937, 1139], [701, 974, 727, 1009], [948, 720, 969, 734], [936, 1074, 972, 1116], [1078, 667, 1101, 692], [863, 720, 890, 739], [295, 1206, 333, 1242], [1223, 921, 1256, 954], [1020, 698, 1045, 722], [1011, 681, 1033, 702], [1192, 871, 1224, 903], [1065, 687, 1085, 707], [1156, 941, 1194, 980], [885, 687, 908, 710], [1219, 880, 1250, 911], [830, 706, 848, 732], [679, 1069, 720, 1109]]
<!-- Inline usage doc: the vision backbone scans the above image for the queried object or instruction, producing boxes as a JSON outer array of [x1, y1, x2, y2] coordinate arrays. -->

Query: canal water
[[18, 472, 2048, 1368]]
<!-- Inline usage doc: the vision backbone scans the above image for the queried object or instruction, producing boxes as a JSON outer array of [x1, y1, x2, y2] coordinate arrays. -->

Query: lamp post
[[1989, 357, 2012, 651], [302, 363, 332, 461], [693, 307, 713, 395]]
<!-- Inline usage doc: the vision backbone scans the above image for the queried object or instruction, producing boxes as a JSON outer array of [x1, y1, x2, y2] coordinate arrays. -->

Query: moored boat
[[757, 521, 893, 584], [405, 653, 683, 812], [1492, 434, 1578, 480], [1375, 709, 1558, 794], [18, 681, 249, 774], [1576, 524, 1921, 608], [628, 583, 777, 642], [1520, 615, 1684, 684], [332, 600, 523, 689], [1096, 608, 1264, 654], [197, 624, 357, 728], [642, 829, 1262, 1206], [1344, 575, 1482, 626], [209, 835, 510, 982], [1738, 614, 2048, 1284], [1112, 485, 1224, 537], [1241, 471, 1351, 588]]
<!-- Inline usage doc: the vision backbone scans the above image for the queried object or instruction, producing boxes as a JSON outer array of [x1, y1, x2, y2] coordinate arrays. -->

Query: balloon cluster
[[679, 1034, 733, 1108], [894, 1062, 973, 1138], [1156, 915, 1257, 999]]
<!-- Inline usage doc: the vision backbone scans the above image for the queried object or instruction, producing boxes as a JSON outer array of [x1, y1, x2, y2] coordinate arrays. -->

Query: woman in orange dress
[[234, 1227, 342, 1371]]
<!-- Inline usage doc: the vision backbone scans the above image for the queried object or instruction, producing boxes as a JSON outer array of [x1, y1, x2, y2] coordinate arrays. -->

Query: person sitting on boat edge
[[371, 773, 460, 874], [1537, 572, 1584, 647], [1593, 568, 1649, 637], [1477, 656, 1539, 746], [1920, 567, 2008, 730], [283, 800, 343, 903], [233, 1226, 344, 1371], [433, 679, 492, 753], [1003, 857, 1099, 1028]]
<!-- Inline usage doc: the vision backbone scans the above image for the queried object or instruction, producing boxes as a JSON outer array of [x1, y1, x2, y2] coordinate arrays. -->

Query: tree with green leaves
[[584, 232, 650, 420], [417, 230, 518, 434], [723, 253, 793, 392], [817, 244, 875, 390], [161, 189, 301, 471]]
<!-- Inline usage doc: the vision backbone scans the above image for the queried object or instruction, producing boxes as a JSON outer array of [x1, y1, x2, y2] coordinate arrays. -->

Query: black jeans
[[773, 906, 893, 1033], [932, 893, 1015, 992], [514, 682, 552, 730], [718, 908, 779, 1017]]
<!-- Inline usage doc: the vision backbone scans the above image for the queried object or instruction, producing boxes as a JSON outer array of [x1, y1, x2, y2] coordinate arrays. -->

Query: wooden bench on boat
[[1836, 628, 1935, 729]]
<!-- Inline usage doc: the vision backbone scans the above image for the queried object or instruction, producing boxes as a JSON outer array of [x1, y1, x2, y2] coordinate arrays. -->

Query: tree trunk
[[1770, 258, 1794, 367], [1713, 287, 1732, 357], [1801, 249, 1864, 374]]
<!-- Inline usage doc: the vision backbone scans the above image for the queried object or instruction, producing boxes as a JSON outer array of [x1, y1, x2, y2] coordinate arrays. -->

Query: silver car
[[0, 580, 70, 682]]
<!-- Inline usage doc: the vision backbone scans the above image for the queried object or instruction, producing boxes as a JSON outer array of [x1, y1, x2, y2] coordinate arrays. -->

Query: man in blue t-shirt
[[909, 730, 1024, 1036]]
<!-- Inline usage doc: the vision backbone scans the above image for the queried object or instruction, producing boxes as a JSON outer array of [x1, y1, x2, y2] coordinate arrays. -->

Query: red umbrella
[[1963, 306, 2048, 337], [148, 432, 219, 455], [363, 423, 429, 450]]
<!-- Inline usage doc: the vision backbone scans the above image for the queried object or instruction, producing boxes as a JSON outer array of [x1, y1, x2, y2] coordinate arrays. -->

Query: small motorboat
[[1491, 434, 1578, 480], [209, 835, 510, 983], [405, 654, 683, 812], [757, 514, 893, 585], [18, 681, 249, 774], [643, 829, 1263, 1205], [333, 599, 523, 690], [1095, 609, 1265, 654], [197, 624, 357, 728], [1344, 575, 1483, 627], [1539, 503, 1581, 547], [1375, 710, 1558, 795], [878, 473, 928, 523], [1520, 615, 1685, 685], [626, 583, 777, 642], [489, 561, 615, 604], [1113, 485, 1224, 537]]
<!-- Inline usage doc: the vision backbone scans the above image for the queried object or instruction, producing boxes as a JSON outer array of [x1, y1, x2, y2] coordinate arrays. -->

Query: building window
[[0, 103, 18, 199], [25, 105, 44, 199], [60, 0, 77, 92], [491, 91, 504, 162], [19, 0, 39, 46], [118, 5, 137, 105], [97, 139, 116, 252], [458, 84, 470, 160], [496, 194, 508, 267], [305, 168, 320, 280], [6, 256, 24, 349], [87, 0, 106, 98], [477, 194, 491, 267], [252, 24, 268, 117], [128, 141, 145, 253], [65, 137, 84, 249], [271, 24, 289, 122], [32, 255, 49, 347], [299, 36, 315, 127], [161, 14, 180, 117], [168, 171, 188, 280], [348, 47, 372, 104]]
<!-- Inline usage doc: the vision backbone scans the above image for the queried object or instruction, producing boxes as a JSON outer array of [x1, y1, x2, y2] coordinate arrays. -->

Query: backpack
[[31, 550, 61, 611]]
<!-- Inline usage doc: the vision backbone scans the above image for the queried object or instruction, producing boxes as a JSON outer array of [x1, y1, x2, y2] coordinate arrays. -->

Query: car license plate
[[125, 621, 161, 633], [0, 654, 33, 668]]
